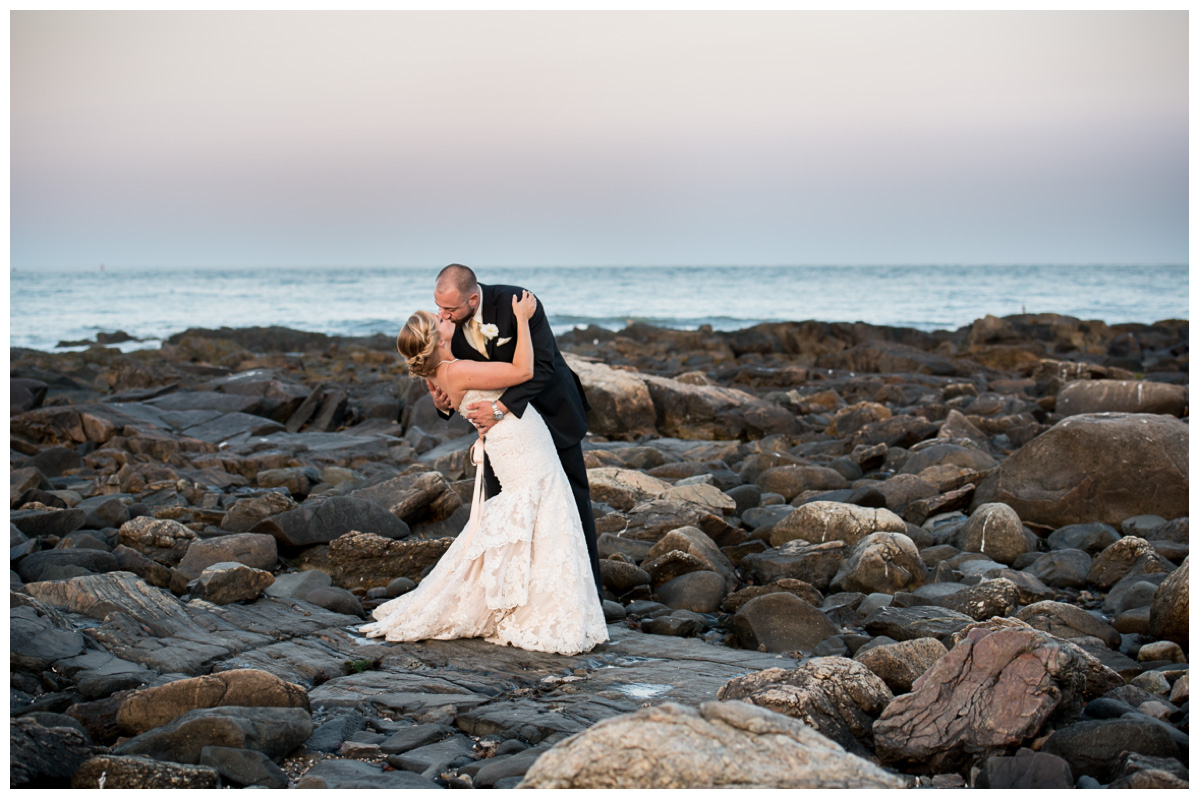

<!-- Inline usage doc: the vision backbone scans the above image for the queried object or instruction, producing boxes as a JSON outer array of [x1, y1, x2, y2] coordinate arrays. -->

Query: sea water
[[8, 264, 1188, 353]]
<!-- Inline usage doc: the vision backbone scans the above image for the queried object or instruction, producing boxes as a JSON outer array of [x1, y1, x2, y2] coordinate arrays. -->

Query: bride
[[360, 291, 608, 655]]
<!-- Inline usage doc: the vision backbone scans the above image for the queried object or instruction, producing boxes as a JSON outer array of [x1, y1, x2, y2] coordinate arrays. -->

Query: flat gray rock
[[294, 758, 443, 789]]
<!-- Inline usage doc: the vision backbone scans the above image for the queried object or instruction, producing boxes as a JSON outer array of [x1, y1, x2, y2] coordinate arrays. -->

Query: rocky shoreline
[[10, 313, 1189, 789]]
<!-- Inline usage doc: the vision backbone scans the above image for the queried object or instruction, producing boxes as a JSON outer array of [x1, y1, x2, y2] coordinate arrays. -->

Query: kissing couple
[[360, 264, 608, 655]]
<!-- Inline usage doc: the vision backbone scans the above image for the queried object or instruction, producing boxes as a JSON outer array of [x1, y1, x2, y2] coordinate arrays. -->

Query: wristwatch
[[491, 401, 505, 421]]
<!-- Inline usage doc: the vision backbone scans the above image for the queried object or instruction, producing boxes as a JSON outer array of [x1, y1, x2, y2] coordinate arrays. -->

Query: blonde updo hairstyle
[[397, 310, 441, 378]]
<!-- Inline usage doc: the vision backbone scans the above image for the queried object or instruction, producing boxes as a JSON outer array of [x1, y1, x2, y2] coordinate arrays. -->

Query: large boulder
[[566, 356, 657, 440], [518, 701, 903, 788], [641, 375, 791, 440], [971, 413, 1188, 529], [873, 627, 1089, 773], [1056, 379, 1187, 418], [770, 501, 908, 549], [717, 658, 893, 757]]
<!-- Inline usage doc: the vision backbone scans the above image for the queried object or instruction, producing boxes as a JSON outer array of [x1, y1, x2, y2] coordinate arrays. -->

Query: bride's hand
[[512, 290, 537, 322]]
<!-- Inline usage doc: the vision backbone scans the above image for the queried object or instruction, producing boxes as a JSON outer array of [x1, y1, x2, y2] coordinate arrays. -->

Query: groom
[[428, 264, 603, 595]]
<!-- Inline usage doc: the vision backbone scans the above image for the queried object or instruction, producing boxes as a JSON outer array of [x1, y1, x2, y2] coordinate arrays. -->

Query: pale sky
[[9, 10, 1189, 268]]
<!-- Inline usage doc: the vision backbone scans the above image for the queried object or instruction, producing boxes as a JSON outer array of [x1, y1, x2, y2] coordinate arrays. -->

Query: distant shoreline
[[11, 313, 1190, 359]]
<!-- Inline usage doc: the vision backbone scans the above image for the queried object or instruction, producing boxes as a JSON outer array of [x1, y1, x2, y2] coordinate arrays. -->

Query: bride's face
[[435, 316, 455, 350]]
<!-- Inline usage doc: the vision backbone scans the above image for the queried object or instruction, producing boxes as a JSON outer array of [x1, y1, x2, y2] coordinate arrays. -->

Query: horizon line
[[11, 262, 1191, 271]]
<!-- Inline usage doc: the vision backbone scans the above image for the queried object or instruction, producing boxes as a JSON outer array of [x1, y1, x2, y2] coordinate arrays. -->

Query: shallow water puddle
[[612, 683, 673, 699]]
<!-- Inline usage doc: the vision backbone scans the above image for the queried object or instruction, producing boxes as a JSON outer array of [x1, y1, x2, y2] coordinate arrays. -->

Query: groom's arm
[[498, 295, 556, 418]]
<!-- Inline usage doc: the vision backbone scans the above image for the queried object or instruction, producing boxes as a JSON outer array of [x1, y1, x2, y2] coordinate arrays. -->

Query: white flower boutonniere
[[479, 323, 499, 340]]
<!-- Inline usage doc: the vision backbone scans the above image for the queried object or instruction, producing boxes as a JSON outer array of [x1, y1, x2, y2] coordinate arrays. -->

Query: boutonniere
[[479, 323, 499, 341]]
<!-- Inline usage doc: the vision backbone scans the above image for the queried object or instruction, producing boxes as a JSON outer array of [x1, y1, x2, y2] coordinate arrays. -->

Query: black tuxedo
[[444, 283, 602, 594]]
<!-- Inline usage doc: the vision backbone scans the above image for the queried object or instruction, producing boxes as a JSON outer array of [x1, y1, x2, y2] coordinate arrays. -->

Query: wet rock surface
[[9, 315, 1189, 788]]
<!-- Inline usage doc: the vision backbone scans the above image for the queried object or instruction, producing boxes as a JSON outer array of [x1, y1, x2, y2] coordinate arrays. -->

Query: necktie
[[465, 319, 490, 359]]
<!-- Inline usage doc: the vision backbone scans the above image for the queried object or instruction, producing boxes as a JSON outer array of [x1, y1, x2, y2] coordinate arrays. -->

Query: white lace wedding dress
[[359, 389, 608, 655]]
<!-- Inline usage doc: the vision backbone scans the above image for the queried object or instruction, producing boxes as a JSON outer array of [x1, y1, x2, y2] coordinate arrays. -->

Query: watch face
[[493, 410, 504, 420]]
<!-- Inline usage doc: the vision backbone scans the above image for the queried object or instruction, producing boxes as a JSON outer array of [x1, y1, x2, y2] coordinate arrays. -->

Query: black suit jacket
[[449, 283, 590, 449]]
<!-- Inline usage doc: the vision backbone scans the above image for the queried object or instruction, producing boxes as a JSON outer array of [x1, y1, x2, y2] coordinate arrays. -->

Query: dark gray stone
[[10, 606, 87, 671], [975, 748, 1074, 789], [862, 605, 976, 643], [380, 723, 455, 755], [729, 593, 838, 653], [111, 544, 172, 588], [294, 759, 442, 789], [655, 570, 726, 613], [641, 610, 708, 637], [740, 539, 844, 590], [473, 746, 550, 788], [305, 711, 365, 753], [16, 548, 118, 583], [305, 586, 365, 617], [114, 706, 313, 764], [726, 484, 763, 516], [10, 716, 98, 788], [257, 496, 408, 547], [24, 446, 83, 478], [265, 569, 332, 600], [1041, 718, 1181, 783], [199, 745, 289, 788], [388, 732, 476, 774], [1023, 549, 1092, 589], [10, 507, 87, 539], [1046, 522, 1120, 555]]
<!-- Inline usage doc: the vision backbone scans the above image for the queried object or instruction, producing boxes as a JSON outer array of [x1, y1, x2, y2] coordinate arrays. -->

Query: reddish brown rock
[[873, 627, 1088, 772], [971, 413, 1188, 529]]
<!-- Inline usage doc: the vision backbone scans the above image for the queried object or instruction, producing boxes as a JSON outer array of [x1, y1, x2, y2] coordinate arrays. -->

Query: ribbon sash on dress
[[464, 436, 487, 537]]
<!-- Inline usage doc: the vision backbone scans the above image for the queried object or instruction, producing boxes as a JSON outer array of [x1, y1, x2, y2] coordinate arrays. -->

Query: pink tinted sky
[[9, 10, 1189, 268]]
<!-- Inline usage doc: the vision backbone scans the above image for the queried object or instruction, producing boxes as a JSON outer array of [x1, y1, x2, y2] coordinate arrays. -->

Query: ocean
[[8, 264, 1189, 353]]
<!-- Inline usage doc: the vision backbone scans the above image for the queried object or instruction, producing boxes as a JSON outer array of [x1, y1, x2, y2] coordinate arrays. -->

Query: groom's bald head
[[436, 263, 477, 296], [434, 263, 480, 324]]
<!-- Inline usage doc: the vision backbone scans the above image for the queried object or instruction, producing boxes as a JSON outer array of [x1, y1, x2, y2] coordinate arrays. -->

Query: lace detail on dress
[[359, 389, 607, 655]]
